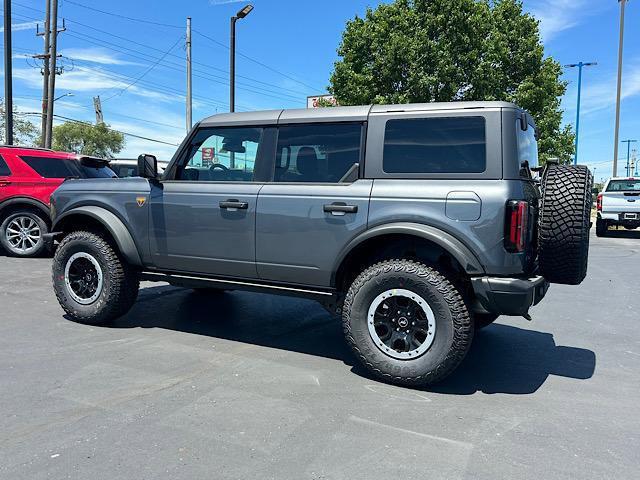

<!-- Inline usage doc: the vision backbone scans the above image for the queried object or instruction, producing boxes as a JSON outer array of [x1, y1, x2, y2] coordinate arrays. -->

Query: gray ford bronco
[[49, 102, 593, 386]]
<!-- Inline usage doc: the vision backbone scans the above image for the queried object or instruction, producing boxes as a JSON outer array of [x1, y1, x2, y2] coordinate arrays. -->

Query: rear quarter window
[[21, 156, 80, 178], [383, 116, 486, 174], [0, 155, 11, 176], [516, 120, 539, 176]]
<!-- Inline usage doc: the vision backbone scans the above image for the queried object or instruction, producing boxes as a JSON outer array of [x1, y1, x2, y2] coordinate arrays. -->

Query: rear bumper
[[599, 212, 640, 223], [471, 275, 549, 317]]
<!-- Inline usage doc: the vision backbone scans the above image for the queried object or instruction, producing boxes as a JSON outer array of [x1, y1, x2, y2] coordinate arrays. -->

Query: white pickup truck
[[596, 177, 640, 236]]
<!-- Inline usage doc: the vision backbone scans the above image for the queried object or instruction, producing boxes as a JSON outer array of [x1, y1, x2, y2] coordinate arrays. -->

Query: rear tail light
[[597, 193, 603, 211], [505, 200, 529, 253]]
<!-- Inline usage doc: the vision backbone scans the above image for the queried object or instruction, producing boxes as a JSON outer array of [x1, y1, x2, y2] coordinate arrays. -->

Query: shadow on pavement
[[601, 229, 640, 239], [430, 323, 596, 395], [101, 286, 596, 395]]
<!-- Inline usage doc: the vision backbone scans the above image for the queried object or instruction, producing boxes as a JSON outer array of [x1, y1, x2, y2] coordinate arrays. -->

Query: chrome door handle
[[323, 203, 358, 215], [0, 180, 11, 187], [219, 199, 248, 210]]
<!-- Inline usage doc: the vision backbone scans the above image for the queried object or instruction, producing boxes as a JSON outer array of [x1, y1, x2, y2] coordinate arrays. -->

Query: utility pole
[[93, 96, 104, 124], [613, 0, 628, 177], [622, 140, 637, 176], [186, 17, 192, 133], [45, 0, 62, 149], [565, 62, 597, 165], [36, 0, 52, 147], [3, 0, 14, 145]]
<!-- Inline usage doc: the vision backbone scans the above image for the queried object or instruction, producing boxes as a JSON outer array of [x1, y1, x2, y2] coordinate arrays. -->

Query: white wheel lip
[[64, 252, 104, 305], [5, 215, 42, 253], [367, 288, 437, 360]]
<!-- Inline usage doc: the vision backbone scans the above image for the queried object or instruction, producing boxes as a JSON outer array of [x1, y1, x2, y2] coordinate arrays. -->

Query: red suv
[[0, 146, 115, 257]]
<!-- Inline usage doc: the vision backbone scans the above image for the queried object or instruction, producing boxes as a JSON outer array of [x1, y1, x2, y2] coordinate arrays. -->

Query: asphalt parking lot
[[1, 231, 639, 480]]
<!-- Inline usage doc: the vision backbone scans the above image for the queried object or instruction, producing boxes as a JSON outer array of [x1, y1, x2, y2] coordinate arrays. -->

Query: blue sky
[[0, 0, 638, 181]]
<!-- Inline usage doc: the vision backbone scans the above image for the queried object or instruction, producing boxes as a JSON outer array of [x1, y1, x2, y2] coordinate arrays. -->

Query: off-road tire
[[538, 164, 593, 285], [595, 218, 608, 237], [52, 231, 139, 325], [342, 259, 473, 387], [474, 313, 499, 330], [0, 210, 49, 257]]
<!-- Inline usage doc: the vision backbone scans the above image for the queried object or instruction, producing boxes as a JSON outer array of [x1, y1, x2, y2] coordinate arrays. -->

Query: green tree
[[0, 98, 40, 146], [329, 0, 574, 163], [52, 121, 125, 158]]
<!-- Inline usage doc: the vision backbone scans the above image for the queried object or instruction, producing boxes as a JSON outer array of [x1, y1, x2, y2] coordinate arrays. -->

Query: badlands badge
[[136, 196, 147, 207]]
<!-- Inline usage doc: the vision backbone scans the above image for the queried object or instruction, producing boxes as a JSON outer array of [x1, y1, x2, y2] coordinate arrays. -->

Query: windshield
[[516, 120, 539, 172], [606, 179, 640, 192]]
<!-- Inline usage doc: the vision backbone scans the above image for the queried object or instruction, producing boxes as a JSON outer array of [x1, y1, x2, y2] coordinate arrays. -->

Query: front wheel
[[52, 231, 139, 325], [342, 260, 474, 387]]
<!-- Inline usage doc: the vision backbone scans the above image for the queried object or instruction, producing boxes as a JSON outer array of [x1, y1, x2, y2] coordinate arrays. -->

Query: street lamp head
[[236, 4, 254, 19]]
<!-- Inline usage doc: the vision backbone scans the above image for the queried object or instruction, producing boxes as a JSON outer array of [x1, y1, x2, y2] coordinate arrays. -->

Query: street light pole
[[565, 62, 597, 165], [229, 4, 253, 113], [613, 0, 628, 177], [3, 0, 14, 145], [622, 140, 637, 176]]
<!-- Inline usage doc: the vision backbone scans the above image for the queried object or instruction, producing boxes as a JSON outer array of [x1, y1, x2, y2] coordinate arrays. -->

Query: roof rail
[[0, 144, 55, 152]]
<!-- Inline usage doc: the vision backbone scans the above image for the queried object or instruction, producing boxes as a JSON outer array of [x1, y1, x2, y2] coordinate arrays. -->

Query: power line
[[101, 35, 183, 102], [16, 111, 180, 146], [193, 29, 323, 92], [61, 29, 304, 103], [63, 17, 310, 96], [61, 0, 182, 29], [9, 4, 310, 103]]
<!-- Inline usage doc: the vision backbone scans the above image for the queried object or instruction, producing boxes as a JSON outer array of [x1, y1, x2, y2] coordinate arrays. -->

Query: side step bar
[[140, 271, 336, 302]]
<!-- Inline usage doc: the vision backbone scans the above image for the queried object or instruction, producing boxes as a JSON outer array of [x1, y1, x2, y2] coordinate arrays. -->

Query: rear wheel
[[52, 231, 139, 325], [342, 259, 473, 387], [0, 211, 48, 257], [538, 164, 593, 285], [595, 218, 608, 237]]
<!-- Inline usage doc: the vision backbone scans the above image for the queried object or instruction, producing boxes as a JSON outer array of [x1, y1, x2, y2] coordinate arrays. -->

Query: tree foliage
[[0, 99, 40, 146], [52, 121, 125, 158], [329, 0, 574, 163]]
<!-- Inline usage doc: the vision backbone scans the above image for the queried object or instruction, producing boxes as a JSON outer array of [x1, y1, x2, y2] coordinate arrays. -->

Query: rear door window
[[383, 116, 486, 174], [0, 155, 11, 176], [274, 123, 363, 183]]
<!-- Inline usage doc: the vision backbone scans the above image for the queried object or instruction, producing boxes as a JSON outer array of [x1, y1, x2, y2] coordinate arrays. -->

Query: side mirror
[[137, 154, 158, 179]]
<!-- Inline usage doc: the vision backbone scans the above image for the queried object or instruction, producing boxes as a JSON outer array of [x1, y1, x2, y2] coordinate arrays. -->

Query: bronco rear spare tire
[[538, 164, 593, 285]]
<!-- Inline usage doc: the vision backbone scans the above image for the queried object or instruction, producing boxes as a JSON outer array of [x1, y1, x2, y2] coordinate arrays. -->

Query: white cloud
[[0, 21, 39, 33], [528, 0, 606, 43], [61, 47, 143, 66], [12, 66, 179, 104], [568, 62, 640, 116]]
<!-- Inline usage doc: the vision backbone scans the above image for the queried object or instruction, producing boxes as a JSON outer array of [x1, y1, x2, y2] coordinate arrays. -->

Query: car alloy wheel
[[5, 215, 42, 255], [367, 288, 437, 360], [64, 252, 104, 305]]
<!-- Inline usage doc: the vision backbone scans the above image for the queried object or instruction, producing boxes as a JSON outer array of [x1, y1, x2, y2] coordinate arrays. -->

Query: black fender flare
[[0, 197, 51, 220], [331, 222, 485, 286], [53, 206, 142, 266]]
